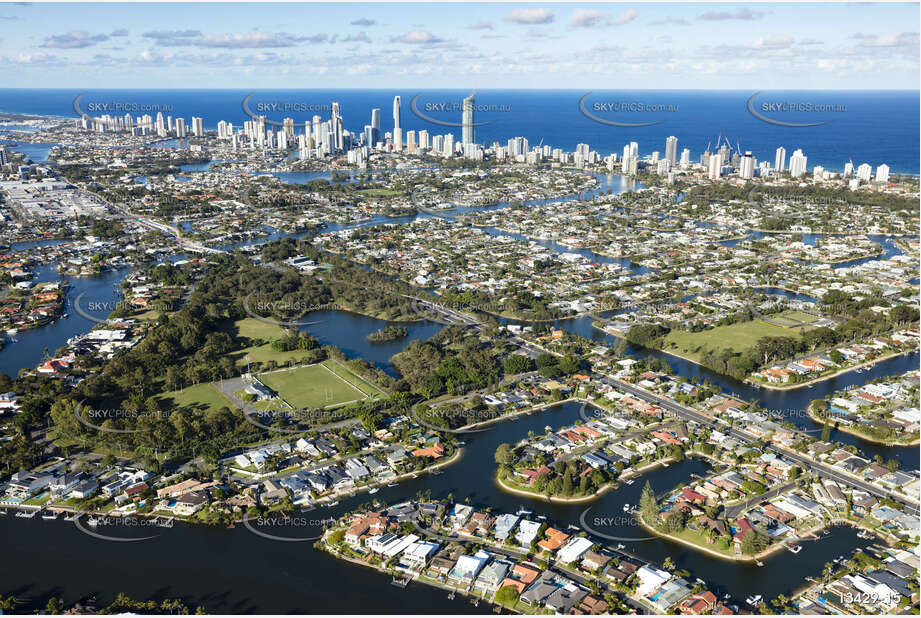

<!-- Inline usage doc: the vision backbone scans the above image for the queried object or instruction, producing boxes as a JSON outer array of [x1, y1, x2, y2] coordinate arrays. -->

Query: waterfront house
[[473, 559, 511, 593], [537, 527, 570, 554], [557, 536, 593, 565], [448, 550, 490, 584]]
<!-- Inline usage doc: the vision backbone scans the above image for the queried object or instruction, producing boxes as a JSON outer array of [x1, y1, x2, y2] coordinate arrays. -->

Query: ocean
[[0, 88, 917, 174]]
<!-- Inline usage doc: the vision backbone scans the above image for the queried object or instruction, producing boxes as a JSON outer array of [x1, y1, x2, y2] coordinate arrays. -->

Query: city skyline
[[0, 2, 917, 90]]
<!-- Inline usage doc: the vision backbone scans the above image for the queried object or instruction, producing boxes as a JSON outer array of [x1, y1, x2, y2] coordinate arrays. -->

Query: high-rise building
[[788, 149, 808, 178], [418, 130, 429, 150], [856, 163, 872, 181], [392, 96, 401, 131], [406, 130, 416, 150], [708, 154, 721, 180], [875, 164, 890, 183], [843, 161, 854, 178], [462, 93, 475, 145], [665, 136, 678, 166], [739, 151, 755, 179], [774, 147, 786, 173], [679, 148, 690, 168], [370, 108, 381, 146], [174, 117, 187, 137], [621, 144, 632, 173], [283, 117, 294, 138], [191, 116, 204, 136], [629, 141, 638, 159]]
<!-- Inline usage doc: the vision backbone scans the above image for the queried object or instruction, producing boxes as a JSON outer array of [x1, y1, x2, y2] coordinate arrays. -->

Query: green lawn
[[157, 382, 233, 414], [257, 362, 372, 409], [664, 319, 816, 361], [225, 317, 314, 368], [768, 310, 821, 328]]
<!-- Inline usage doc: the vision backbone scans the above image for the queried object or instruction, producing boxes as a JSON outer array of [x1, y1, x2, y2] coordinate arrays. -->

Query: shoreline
[[494, 456, 680, 504], [750, 347, 918, 391], [806, 402, 920, 447]]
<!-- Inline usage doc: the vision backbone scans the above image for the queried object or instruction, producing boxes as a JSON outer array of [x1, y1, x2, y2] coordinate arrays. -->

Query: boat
[[746, 595, 762, 606], [6, 329, 17, 336], [368, 488, 379, 494], [516, 508, 532, 517], [625, 479, 634, 485], [623, 503, 631, 512], [87, 517, 99, 527], [15, 510, 36, 518], [788, 544, 802, 554], [41, 512, 58, 520], [616, 543, 625, 550], [326, 501, 339, 508], [386, 482, 398, 488], [661, 462, 670, 468]]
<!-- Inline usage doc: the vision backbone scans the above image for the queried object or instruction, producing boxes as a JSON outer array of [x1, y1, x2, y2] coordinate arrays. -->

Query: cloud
[[41, 30, 109, 48], [197, 32, 312, 48], [142, 30, 202, 46], [570, 8, 637, 27], [698, 8, 764, 21], [753, 35, 792, 49], [342, 32, 370, 43], [649, 17, 688, 26], [2, 51, 59, 64], [109, 28, 129, 37], [0, 15, 19, 20], [350, 18, 375, 26], [390, 29, 443, 44], [143, 30, 332, 48], [505, 8, 554, 25], [798, 38, 823, 45], [851, 31, 919, 48], [468, 20, 493, 30]]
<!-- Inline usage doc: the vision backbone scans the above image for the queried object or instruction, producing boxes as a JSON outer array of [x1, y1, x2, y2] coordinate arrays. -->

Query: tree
[[494, 443, 515, 467], [46, 597, 64, 615], [639, 481, 658, 526], [495, 585, 520, 607]]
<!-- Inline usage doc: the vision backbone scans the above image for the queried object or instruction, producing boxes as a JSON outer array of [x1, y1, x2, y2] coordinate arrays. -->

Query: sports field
[[257, 361, 379, 409], [664, 319, 816, 360]]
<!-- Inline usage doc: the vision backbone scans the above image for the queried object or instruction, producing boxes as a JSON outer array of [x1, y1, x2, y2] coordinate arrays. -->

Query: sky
[[0, 2, 918, 89]]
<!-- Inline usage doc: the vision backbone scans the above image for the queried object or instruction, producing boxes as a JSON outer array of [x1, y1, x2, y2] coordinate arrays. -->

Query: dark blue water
[[0, 89, 916, 174]]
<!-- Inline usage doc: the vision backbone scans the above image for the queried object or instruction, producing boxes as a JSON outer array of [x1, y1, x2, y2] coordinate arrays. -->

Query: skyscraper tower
[[462, 93, 475, 145], [665, 136, 678, 166], [392, 96, 402, 150], [775, 147, 786, 173], [370, 108, 381, 146]]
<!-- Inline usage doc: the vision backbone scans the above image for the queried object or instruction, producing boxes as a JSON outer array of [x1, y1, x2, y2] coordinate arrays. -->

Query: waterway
[[0, 400, 878, 612]]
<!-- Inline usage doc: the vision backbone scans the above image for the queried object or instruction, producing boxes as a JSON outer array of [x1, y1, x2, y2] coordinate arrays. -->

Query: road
[[595, 373, 920, 516]]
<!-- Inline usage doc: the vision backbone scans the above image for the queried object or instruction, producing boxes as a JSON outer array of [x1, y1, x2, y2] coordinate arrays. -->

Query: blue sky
[[0, 2, 917, 89]]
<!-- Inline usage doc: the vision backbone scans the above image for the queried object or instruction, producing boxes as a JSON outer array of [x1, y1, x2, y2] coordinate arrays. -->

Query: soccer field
[[257, 362, 372, 409]]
